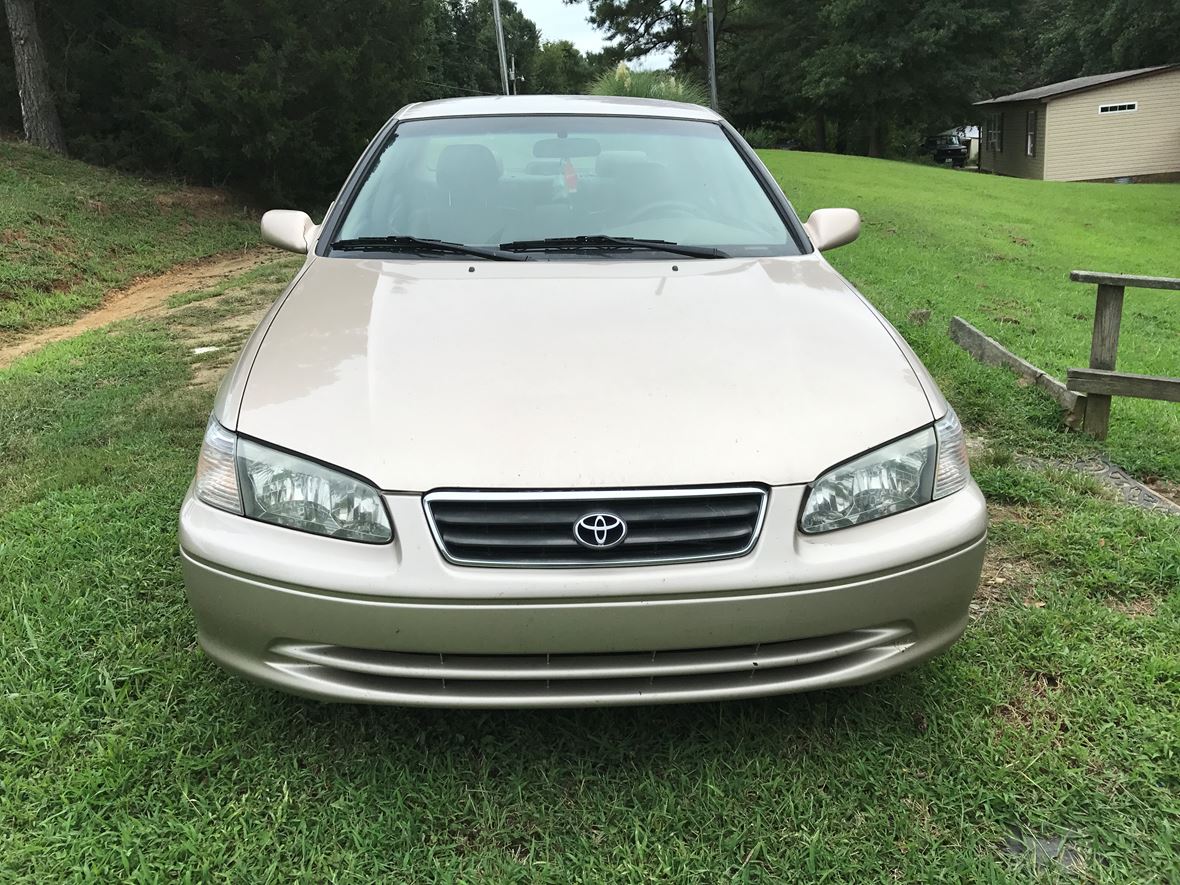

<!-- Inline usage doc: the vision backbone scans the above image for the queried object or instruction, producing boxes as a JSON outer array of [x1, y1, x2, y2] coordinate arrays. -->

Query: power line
[[414, 78, 496, 97]]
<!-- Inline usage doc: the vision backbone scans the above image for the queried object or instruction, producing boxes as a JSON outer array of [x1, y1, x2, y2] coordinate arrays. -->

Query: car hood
[[237, 255, 933, 490]]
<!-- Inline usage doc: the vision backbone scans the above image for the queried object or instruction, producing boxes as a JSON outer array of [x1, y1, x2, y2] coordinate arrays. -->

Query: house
[[974, 64, 1180, 181]]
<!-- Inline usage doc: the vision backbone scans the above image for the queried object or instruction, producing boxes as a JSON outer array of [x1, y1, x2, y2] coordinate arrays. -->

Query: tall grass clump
[[588, 63, 710, 106]]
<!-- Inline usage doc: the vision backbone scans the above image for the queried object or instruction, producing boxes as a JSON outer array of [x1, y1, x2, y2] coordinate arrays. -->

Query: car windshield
[[334, 115, 798, 257]]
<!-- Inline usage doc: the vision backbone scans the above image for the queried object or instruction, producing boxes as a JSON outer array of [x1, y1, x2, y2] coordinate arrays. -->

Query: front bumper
[[180, 482, 987, 707]]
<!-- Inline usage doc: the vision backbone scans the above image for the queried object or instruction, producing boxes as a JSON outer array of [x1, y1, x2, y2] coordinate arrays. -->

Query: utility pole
[[704, 0, 719, 111], [510, 53, 517, 95], [492, 0, 510, 96]]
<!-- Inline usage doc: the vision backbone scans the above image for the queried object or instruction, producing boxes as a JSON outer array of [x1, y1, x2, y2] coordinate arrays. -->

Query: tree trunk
[[867, 120, 885, 158], [4, 0, 66, 154], [813, 111, 827, 153]]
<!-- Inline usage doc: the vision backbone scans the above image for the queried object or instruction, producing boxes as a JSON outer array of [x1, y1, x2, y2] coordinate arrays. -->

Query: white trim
[[985, 112, 1003, 151], [1098, 101, 1138, 114]]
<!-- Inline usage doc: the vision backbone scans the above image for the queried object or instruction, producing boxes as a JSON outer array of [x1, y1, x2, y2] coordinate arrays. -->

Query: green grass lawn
[[0, 140, 257, 340], [759, 151, 1180, 483], [1, 151, 1177, 880], [1, 294, 1177, 880]]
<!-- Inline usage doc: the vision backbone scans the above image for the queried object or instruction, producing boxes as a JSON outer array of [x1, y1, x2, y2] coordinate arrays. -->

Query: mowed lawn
[[1, 152, 1178, 881], [760, 151, 1180, 483]]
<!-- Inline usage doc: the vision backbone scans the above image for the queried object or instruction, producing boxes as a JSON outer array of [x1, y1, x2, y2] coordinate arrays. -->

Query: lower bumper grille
[[267, 625, 914, 707], [424, 487, 768, 567]]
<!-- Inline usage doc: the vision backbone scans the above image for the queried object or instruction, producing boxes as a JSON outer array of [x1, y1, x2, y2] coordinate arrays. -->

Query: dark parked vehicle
[[921, 134, 968, 167]]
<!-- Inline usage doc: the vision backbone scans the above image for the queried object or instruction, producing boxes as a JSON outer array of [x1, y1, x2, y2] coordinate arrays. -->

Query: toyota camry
[[179, 95, 986, 707]]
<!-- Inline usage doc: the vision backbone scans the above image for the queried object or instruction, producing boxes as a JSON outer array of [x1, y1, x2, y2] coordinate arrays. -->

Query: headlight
[[800, 408, 969, 534], [194, 416, 392, 543]]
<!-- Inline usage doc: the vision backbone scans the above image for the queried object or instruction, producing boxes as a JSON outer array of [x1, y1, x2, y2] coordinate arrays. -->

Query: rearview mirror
[[803, 208, 860, 252], [261, 209, 316, 254]]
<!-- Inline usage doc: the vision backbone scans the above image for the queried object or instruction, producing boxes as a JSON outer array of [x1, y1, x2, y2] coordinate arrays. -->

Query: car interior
[[339, 125, 790, 251]]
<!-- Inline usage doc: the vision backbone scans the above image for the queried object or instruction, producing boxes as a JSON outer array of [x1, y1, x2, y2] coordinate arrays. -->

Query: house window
[[986, 112, 1004, 152], [1026, 110, 1037, 157], [1099, 102, 1137, 114]]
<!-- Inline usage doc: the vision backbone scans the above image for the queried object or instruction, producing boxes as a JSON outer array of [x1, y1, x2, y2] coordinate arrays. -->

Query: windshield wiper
[[498, 235, 729, 259], [330, 236, 527, 261]]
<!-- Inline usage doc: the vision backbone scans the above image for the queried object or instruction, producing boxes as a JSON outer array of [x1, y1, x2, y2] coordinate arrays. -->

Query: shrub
[[740, 124, 792, 149]]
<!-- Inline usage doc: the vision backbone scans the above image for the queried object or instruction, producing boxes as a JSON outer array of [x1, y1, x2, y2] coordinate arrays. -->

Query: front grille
[[424, 487, 768, 567], [268, 625, 913, 707]]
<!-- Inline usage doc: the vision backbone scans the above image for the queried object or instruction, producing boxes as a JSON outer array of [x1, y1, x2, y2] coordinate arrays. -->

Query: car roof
[[398, 94, 722, 122]]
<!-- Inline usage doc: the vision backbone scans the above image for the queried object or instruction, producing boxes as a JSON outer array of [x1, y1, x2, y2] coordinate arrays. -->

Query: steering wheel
[[624, 200, 699, 225]]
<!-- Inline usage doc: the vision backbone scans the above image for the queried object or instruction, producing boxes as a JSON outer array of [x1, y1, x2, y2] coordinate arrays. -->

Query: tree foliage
[[424, 0, 540, 99], [3, 0, 1178, 193], [531, 40, 597, 94], [1025, 0, 1180, 83], [0, 0, 597, 203], [579, 0, 731, 71], [1, 0, 438, 202], [579, 0, 1180, 155]]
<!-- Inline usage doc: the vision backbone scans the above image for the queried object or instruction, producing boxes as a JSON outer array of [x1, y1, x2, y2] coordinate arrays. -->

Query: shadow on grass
[[204, 657, 949, 776]]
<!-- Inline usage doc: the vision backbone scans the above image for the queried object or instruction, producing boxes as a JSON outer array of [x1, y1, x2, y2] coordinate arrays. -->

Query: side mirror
[[803, 208, 860, 252], [261, 209, 316, 254]]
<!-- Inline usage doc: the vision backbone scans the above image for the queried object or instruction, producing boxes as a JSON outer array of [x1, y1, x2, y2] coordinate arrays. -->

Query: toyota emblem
[[573, 512, 627, 549]]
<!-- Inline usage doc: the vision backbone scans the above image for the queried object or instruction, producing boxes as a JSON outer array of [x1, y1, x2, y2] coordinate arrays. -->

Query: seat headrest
[[436, 143, 501, 194]]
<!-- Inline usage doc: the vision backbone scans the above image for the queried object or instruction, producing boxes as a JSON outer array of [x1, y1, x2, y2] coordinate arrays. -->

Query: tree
[[1027, 0, 1180, 84], [588, 0, 1022, 156], [718, 0, 829, 146], [529, 40, 593, 94], [802, 0, 1016, 155], [475, 0, 540, 94], [2, 0, 65, 152], [1, 0, 575, 201], [10, 0, 438, 202], [575, 0, 731, 76], [425, 0, 540, 96]]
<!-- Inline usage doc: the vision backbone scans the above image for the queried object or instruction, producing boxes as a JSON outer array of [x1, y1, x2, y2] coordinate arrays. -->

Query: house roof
[[974, 64, 1179, 106]]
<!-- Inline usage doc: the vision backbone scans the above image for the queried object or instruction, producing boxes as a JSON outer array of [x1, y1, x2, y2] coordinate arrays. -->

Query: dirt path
[[0, 248, 282, 370]]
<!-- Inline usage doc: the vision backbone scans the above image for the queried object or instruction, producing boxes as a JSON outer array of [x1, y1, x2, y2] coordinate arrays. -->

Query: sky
[[512, 0, 603, 54], [511, 0, 673, 69]]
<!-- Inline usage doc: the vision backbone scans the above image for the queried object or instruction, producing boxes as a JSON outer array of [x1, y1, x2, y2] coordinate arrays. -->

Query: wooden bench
[[1066, 271, 1180, 439]]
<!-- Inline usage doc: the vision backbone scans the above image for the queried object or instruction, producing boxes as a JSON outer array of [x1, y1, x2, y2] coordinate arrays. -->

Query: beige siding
[[979, 100, 1047, 179], [1043, 68, 1180, 180]]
